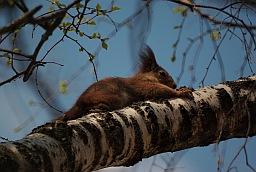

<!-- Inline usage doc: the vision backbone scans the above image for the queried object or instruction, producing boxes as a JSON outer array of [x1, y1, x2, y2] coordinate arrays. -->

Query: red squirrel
[[58, 46, 193, 120]]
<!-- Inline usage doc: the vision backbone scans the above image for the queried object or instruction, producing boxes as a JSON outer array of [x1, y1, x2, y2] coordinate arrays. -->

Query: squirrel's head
[[138, 45, 177, 89]]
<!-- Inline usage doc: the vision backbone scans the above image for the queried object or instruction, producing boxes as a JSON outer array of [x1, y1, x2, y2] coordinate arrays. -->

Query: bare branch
[[23, 9, 67, 82], [169, 0, 256, 48], [13, 0, 29, 12], [0, 6, 42, 34], [76, 0, 90, 32], [0, 71, 25, 86]]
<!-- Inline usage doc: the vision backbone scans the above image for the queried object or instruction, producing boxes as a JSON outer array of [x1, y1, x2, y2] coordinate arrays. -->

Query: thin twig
[[35, 67, 63, 113], [0, 71, 26, 86], [0, 48, 32, 59]]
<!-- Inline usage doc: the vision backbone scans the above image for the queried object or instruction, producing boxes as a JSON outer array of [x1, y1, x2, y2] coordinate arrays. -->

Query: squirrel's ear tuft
[[139, 45, 158, 73]]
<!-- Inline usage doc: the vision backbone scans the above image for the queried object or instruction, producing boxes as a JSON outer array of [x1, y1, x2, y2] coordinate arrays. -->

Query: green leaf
[[79, 31, 84, 37], [181, 10, 187, 17], [171, 55, 176, 62], [28, 99, 36, 106], [13, 48, 19, 53], [172, 6, 186, 13], [60, 87, 68, 94], [173, 26, 181, 29], [96, 3, 101, 10], [64, 22, 71, 27], [101, 10, 107, 15], [48, 6, 54, 12], [89, 54, 95, 61], [14, 127, 21, 132], [102, 41, 108, 50], [14, 29, 19, 33], [63, 29, 67, 34], [3, 53, 10, 58], [79, 47, 84, 52], [89, 21, 96, 26], [69, 27, 75, 32], [77, 17, 84, 24], [76, 3, 84, 9], [211, 31, 220, 40], [172, 40, 178, 48], [55, 0, 65, 7], [59, 80, 68, 94], [172, 5, 187, 17], [111, 6, 121, 11], [59, 80, 68, 87], [6, 59, 12, 66], [85, 18, 96, 26], [92, 33, 97, 38], [7, 0, 14, 6], [96, 11, 101, 16], [91, 33, 101, 39]]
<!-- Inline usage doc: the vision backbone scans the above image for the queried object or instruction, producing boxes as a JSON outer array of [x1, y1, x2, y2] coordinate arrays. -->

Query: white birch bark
[[0, 75, 256, 172]]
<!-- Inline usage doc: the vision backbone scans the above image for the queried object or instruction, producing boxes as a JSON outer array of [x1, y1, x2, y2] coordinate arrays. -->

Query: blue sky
[[0, 1, 255, 171]]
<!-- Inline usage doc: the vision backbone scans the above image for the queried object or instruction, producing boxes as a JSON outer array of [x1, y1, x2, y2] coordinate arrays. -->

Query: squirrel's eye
[[159, 71, 166, 77]]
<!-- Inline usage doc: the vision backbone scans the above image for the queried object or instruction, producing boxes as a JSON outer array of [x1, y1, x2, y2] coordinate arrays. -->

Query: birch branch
[[0, 75, 256, 172]]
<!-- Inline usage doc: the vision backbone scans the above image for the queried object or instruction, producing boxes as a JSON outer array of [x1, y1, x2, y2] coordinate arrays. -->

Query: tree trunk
[[1, 75, 256, 172]]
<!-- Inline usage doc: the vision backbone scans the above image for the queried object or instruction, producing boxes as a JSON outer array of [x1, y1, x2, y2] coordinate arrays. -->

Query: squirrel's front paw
[[177, 87, 194, 99]]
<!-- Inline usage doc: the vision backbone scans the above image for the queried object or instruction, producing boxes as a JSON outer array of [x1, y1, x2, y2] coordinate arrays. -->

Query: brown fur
[[58, 46, 193, 120]]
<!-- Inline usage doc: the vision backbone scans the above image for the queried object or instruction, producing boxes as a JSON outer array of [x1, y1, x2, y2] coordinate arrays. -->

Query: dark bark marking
[[71, 125, 88, 145], [114, 111, 134, 162], [221, 78, 256, 137], [144, 106, 159, 146], [216, 88, 234, 116], [199, 101, 218, 142], [32, 121, 74, 171], [165, 115, 171, 129], [0, 146, 20, 172], [158, 128, 171, 152], [13, 138, 54, 171], [122, 117, 143, 166], [131, 116, 144, 161], [224, 77, 255, 98], [12, 141, 40, 168], [68, 124, 89, 171], [115, 111, 131, 127], [177, 105, 192, 142], [96, 113, 124, 166], [131, 104, 145, 118], [80, 122, 102, 171], [164, 100, 174, 111], [247, 101, 256, 135]]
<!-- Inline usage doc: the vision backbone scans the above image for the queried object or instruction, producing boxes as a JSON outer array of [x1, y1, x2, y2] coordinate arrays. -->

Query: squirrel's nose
[[173, 83, 177, 89]]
